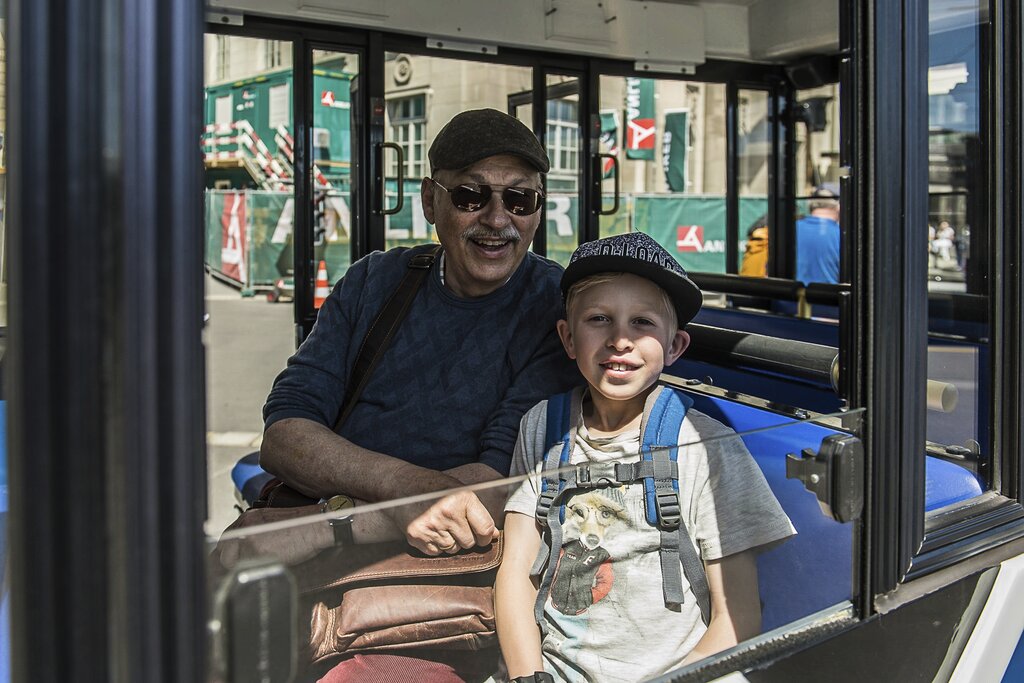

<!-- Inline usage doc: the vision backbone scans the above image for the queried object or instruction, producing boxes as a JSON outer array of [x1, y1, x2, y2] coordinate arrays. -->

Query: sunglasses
[[430, 178, 545, 216]]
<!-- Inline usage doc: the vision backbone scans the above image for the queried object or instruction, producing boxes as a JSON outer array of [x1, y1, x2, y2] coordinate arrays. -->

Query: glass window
[[265, 40, 284, 70], [546, 97, 579, 182], [268, 83, 289, 130], [738, 89, 770, 277], [924, 0, 989, 503], [206, 400, 866, 678], [792, 84, 842, 289], [542, 74, 583, 266], [312, 50, 358, 282], [387, 94, 427, 180], [598, 76, 727, 274], [202, 36, 300, 536]]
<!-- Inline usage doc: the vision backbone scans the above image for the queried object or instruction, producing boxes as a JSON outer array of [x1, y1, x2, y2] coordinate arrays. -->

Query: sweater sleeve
[[261, 256, 370, 430]]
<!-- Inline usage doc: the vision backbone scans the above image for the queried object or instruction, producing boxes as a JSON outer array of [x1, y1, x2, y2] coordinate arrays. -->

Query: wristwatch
[[322, 494, 355, 547]]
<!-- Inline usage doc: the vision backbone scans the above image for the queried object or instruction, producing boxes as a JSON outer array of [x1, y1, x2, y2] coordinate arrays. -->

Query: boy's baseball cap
[[428, 108, 550, 173], [561, 232, 704, 327]]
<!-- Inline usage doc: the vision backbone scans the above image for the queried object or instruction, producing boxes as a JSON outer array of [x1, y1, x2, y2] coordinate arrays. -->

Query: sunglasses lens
[[444, 183, 542, 215], [450, 185, 490, 212], [502, 188, 542, 216]]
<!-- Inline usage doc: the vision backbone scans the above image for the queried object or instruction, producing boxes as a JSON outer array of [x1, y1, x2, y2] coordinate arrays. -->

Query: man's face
[[421, 154, 543, 298]]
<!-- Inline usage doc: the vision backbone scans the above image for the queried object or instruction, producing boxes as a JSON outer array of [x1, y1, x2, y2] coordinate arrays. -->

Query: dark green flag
[[663, 111, 689, 191], [625, 78, 656, 160]]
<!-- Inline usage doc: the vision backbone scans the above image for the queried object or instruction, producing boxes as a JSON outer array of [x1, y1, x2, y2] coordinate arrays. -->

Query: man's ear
[[420, 177, 436, 225], [666, 329, 690, 365], [556, 319, 576, 360]]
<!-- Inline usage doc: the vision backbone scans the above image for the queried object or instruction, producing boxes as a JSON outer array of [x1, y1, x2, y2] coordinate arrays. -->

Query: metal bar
[[8, 0, 207, 680], [726, 83, 740, 274], [532, 64, 548, 256]]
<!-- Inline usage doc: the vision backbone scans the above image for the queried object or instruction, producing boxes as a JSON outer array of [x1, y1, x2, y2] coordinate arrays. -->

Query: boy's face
[[557, 274, 690, 410]]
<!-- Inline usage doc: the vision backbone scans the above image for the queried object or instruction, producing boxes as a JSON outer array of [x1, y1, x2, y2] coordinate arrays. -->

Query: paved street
[[204, 273, 296, 536]]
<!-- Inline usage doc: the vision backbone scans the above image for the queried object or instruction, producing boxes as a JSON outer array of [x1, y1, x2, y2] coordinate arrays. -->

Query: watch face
[[326, 494, 355, 512]]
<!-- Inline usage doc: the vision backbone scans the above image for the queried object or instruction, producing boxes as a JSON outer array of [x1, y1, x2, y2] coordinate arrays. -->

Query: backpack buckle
[[536, 489, 557, 526], [575, 464, 617, 489], [655, 489, 681, 530]]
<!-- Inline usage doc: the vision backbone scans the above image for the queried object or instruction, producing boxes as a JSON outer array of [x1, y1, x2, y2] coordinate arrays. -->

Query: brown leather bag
[[214, 516, 503, 669], [301, 535, 503, 664], [216, 246, 502, 665]]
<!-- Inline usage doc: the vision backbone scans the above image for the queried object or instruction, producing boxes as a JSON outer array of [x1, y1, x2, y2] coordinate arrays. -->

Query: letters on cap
[[561, 232, 704, 328]]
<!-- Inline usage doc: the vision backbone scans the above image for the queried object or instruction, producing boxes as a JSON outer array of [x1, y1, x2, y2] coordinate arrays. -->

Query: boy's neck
[[582, 385, 656, 437]]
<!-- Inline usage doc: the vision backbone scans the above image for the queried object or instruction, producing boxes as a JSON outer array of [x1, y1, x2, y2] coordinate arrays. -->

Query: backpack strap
[[640, 387, 711, 624], [529, 385, 711, 628], [531, 387, 584, 629]]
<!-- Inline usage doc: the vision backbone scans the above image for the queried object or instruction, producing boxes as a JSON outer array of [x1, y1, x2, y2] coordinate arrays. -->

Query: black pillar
[[7, 0, 207, 680]]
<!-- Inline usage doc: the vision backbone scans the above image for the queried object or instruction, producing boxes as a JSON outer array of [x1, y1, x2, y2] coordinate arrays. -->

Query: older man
[[261, 108, 576, 557]]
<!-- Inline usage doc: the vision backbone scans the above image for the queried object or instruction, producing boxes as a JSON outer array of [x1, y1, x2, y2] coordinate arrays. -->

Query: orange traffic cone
[[314, 260, 330, 309]]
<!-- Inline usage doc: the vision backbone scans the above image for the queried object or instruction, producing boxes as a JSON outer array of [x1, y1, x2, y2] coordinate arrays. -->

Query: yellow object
[[740, 226, 768, 277]]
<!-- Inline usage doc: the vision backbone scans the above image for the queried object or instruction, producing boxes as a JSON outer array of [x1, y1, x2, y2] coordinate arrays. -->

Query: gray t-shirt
[[505, 398, 796, 683]]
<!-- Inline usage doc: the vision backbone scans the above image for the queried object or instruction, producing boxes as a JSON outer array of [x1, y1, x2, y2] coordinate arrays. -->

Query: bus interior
[[5, 0, 1024, 682]]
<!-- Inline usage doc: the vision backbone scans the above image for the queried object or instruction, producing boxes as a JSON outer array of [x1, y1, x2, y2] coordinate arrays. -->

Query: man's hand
[[394, 489, 500, 555]]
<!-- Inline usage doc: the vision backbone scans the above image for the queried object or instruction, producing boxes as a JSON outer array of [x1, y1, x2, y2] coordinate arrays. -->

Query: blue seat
[[685, 391, 982, 632], [231, 451, 274, 506]]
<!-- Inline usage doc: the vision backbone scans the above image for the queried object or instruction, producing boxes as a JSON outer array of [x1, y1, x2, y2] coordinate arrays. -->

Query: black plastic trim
[[10, 0, 207, 680]]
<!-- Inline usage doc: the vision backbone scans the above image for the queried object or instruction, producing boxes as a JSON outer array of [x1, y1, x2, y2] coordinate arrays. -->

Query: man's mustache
[[461, 226, 521, 243]]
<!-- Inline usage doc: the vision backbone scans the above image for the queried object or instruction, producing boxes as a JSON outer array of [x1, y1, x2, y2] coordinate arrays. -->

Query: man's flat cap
[[429, 108, 550, 173]]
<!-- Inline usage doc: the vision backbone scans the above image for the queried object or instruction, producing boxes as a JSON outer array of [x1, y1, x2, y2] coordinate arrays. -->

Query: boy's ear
[[556, 319, 576, 359], [666, 329, 690, 365]]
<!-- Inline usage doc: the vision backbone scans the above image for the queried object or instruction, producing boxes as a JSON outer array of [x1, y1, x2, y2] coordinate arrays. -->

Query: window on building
[[546, 98, 579, 188], [215, 35, 229, 81], [387, 95, 426, 180], [265, 40, 284, 70]]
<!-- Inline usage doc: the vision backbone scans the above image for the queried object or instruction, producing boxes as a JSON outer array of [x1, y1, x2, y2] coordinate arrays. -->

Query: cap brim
[[561, 256, 704, 327]]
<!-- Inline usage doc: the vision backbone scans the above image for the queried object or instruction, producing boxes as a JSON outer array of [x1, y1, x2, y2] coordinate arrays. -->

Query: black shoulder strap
[[333, 246, 441, 431]]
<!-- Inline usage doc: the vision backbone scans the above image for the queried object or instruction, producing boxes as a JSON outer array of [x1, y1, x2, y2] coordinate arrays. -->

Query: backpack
[[529, 385, 712, 628]]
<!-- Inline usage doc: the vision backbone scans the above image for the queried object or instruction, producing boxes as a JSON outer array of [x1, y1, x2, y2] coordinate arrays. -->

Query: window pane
[[598, 76, 727, 274], [202, 35, 298, 535], [793, 84, 842, 290], [924, 0, 990, 503], [207, 401, 866, 678], [312, 49, 358, 285], [738, 89, 770, 277], [543, 74, 582, 266]]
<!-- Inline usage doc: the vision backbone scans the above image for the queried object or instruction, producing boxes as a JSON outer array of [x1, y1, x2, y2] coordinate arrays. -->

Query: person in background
[[739, 214, 769, 277], [795, 186, 841, 284]]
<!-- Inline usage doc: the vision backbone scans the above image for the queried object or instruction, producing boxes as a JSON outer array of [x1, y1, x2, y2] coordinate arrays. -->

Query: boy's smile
[[557, 273, 689, 428]]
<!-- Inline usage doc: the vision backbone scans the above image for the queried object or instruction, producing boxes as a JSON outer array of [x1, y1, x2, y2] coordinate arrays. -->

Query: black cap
[[428, 109, 550, 173], [561, 232, 704, 328]]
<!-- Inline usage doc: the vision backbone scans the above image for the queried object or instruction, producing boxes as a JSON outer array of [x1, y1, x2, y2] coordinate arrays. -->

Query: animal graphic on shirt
[[549, 490, 629, 615]]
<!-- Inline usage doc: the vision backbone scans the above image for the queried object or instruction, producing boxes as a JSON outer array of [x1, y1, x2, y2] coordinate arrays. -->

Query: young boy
[[494, 233, 795, 683]]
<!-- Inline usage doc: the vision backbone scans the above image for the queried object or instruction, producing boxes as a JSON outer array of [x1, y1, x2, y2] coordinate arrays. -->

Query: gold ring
[[439, 541, 459, 553]]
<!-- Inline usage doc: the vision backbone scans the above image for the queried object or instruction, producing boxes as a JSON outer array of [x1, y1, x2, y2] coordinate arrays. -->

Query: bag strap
[[333, 245, 441, 431]]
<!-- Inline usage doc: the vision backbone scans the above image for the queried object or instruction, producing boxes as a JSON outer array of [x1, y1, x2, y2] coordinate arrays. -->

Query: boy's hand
[[394, 490, 499, 555]]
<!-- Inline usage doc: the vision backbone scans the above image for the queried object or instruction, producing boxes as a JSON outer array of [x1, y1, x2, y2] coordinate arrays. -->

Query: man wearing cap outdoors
[[260, 109, 577, 678], [795, 186, 842, 284]]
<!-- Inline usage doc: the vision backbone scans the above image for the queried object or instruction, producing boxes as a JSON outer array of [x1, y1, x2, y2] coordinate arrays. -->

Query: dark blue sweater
[[263, 245, 579, 475]]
